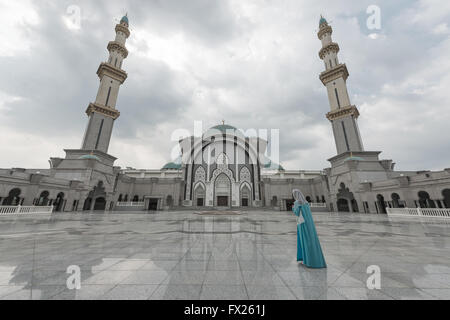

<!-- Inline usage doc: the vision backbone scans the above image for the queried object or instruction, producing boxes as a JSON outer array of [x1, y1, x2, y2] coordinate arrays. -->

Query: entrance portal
[[94, 197, 106, 211], [217, 196, 228, 207], [148, 199, 158, 211]]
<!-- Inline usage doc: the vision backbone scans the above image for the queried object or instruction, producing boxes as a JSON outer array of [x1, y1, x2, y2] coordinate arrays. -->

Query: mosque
[[1, 15, 449, 213]]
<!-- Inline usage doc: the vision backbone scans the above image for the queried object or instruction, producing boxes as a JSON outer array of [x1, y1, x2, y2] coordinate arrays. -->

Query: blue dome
[[319, 16, 328, 26], [120, 15, 129, 25], [79, 154, 101, 161], [204, 124, 245, 139], [211, 124, 237, 133], [162, 162, 182, 170], [162, 156, 182, 170]]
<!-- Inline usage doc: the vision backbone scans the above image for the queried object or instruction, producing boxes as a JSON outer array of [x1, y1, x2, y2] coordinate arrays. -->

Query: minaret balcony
[[107, 41, 128, 58], [319, 42, 340, 59], [326, 105, 360, 122], [97, 62, 128, 84], [317, 25, 332, 39], [319, 63, 349, 85], [115, 24, 130, 38], [85, 102, 121, 120]]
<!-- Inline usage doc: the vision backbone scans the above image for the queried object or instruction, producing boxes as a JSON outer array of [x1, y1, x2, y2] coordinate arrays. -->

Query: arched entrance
[[240, 184, 251, 207], [194, 183, 205, 207], [2, 188, 21, 205], [215, 173, 231, 207], [93, 197, 106, 211], [337, 198, 350, 212], [336, 183, 358, 212], [54, 192, 65, 212], [443, 189, 450, 209], [391, 193, 401, 208], [376, 194, 387, 214], [83, 198, 92, 210], [418, 191, 435, 208], [37, 191, 50, 206], [83, 181, 106, 212]]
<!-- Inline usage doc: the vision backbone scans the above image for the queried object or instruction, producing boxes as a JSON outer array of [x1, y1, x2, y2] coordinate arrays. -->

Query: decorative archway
[[418, 191, 434, 208], [54, 192, 65, 212], [337, 183, 358, 213], [2, 188, 21, 205], [93, 197, 106, 211], [337, 198, 350, 212], [83, 181, 106, 212], [376, 194, 387, 214], [391, 193, 401, 208], [37, 191, 50, 206], [214, 173, 231, 207], [240, 183, 251, 207], [194, 182, 205, 207], [83, 198, 92, 211]]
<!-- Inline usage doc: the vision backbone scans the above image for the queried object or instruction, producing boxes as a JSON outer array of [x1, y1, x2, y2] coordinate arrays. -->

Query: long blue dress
[[292, 201, 327, 268]]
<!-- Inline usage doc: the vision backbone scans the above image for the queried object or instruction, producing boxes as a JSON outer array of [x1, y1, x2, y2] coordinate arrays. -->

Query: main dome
[[203, 124, 245, 139]]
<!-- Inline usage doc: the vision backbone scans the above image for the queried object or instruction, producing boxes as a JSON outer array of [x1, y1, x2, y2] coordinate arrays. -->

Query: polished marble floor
[[0, 210, 449, 300]]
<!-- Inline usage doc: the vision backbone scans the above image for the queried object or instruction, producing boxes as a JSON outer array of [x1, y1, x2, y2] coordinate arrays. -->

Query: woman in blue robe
[[292, 189, 327, 268]]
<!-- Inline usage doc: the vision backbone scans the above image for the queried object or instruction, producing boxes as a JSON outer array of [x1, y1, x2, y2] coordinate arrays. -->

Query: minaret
[[318, 16, 364, 155], [81, 15, 130, 154]]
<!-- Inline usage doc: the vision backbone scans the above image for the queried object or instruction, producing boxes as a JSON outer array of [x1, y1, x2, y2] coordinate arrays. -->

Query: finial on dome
[[319, 15, 328, 27], [120, 13, 129, 26]]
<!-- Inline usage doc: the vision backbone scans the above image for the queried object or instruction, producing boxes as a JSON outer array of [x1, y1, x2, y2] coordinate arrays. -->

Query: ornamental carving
[[326, 105, 360, 122], [115, 24, 130, 38], [317, 25, 332, 39], [97, 63, 128, 84], [194, 166, 206, 182], [240, 166, 251, 183], [107, 41, 129, 58], [319, 42, 340, 59], [85, 102, 120, 120], [212, 154, 235, 183], [319, 64, 349, 85]]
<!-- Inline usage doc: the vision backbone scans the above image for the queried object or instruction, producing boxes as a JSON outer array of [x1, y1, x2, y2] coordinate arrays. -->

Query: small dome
[[262, 156, 284, 171], [162, 162, 182, 170], [79, 154, 101, 161], [203, 124, 245, 139], [319, 16, 328, 26], [120, 15, 129, 25], [162, 156, 182, 170]]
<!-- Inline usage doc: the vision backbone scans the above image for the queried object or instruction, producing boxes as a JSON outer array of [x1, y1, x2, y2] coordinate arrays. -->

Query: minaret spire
[[318, 16, 364, 155], [81, 15, 130, 154]]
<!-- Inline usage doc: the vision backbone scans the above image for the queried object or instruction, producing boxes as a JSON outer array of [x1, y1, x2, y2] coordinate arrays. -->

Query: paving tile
[[199, 285, 248, 300], [150, 284, 202, 300]]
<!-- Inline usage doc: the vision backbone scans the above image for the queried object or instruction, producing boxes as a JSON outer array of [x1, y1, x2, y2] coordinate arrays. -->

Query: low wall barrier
[[387, 207, 450, 218]]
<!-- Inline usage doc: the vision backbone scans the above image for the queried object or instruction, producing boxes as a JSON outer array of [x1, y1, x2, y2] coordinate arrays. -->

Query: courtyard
[[0, 210, 449, 300]]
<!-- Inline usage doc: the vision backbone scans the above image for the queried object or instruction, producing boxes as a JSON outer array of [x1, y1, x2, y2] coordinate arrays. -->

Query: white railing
[[309, 202, 327, 208], [0, 205, 54, 215], [116, 201, 145, 207], [387, 207, 450, 218]]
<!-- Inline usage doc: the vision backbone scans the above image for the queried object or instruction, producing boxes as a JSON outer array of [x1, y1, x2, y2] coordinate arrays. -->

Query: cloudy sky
[[0, 0, 449, 171]]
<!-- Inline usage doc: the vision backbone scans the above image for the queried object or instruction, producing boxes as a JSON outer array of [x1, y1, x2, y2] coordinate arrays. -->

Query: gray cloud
[[0, 0, 449, 172]]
